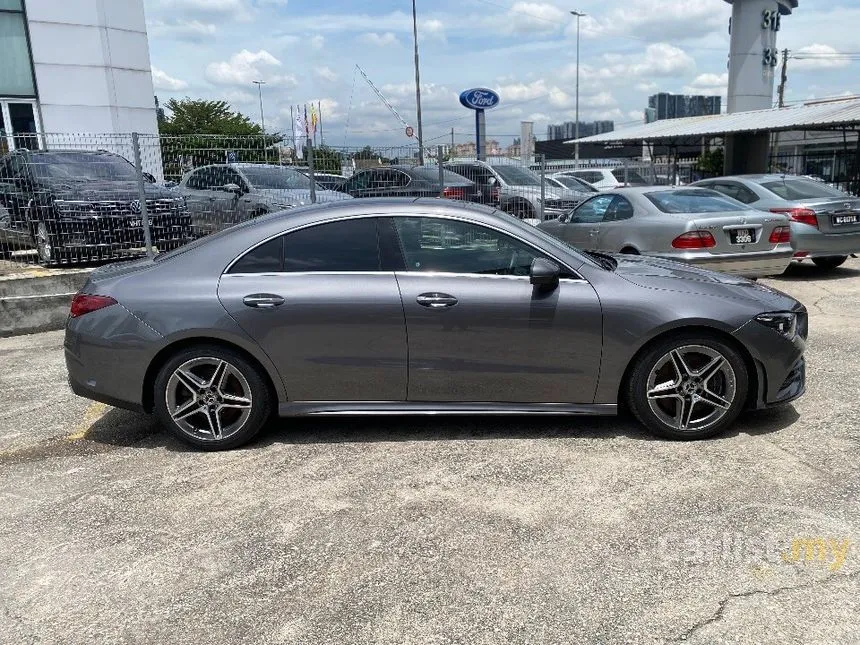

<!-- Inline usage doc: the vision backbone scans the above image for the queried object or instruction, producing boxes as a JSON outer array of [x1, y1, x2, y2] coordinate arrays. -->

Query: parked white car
[[556, 167, 650, 191]]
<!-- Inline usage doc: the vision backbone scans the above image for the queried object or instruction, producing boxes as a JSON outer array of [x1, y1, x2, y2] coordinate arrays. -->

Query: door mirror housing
[[530, 258, 560, 289], [487, 176, 497, 186], [222, 183, 243, 194]]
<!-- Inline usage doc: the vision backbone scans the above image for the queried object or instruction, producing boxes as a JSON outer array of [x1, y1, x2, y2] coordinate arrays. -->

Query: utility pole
[[451, 127, 454, 151], [411, 0, 425, 165], [253, 80, 266, 162], [777, 48, 789, 108], [571, 11, 585, 167]]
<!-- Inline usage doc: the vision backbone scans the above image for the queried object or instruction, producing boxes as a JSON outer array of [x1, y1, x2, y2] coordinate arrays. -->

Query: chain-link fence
[[4, 131, 817, 271]]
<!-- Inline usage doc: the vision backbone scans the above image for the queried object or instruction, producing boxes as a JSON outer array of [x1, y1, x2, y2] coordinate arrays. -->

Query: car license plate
[[833, 214, 859, 226], [731, 228, 753, 244], [129, 218, 153, 228]]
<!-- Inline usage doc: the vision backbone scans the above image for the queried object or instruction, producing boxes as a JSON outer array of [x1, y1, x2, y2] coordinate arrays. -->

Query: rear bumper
[[652, 249, 794, 277], [792, 225, 860, 257]]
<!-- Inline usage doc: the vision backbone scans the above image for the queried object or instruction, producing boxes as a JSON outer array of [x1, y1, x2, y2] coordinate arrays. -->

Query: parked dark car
[[0, 149, 192, 265], [299, 171, 346, 192], [444, 161, 501, 207], [338, 165, 478, 200]]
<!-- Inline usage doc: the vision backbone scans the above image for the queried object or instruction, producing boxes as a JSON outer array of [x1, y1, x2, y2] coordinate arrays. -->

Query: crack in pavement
[[667, 569, 860, 643]]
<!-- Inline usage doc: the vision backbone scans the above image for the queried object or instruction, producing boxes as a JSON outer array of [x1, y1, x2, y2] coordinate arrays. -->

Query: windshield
[[28, 152, 138, 181], [409, 166, 473, 184], [645, 189, 749, 213], [760, 178, 847, 200], [240, 166, 316, 190], [491, 165, 541, 186], [611, 169, 647, 184]]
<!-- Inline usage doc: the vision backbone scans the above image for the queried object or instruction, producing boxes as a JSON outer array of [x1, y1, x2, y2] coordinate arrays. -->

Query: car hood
[[35, 178, 177, 201], [255, 188, 351, 205], [610, 253, 800, 310]]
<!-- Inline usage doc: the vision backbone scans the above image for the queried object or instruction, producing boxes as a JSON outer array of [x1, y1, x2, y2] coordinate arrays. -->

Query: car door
[[595, 195, 636, 251], [542, 194, 613, 249], [387, 215, 603, 403], [182, 167, 234, 235], [220, 166, 255, 221], [217, 216, 408, 402]]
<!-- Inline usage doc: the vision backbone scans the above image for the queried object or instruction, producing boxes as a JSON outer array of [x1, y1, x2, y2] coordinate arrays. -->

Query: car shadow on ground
[[772, 261, 860, 282], [67, 404, 801, 455]]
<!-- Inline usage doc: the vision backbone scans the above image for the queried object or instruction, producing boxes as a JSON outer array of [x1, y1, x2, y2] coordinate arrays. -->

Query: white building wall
[[24, 0, 158, 136]]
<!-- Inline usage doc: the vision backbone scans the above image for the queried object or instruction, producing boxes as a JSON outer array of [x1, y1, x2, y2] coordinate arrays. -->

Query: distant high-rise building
[[546, 120, 615, 141], [645, 93, 721, 123]]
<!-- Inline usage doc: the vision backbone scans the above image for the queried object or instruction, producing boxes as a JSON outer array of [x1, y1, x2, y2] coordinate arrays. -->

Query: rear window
[[645, 190, 749, 214], [760, 178, 847, 200], [611, 169, 647, 184], [409, 166, 472, 184]]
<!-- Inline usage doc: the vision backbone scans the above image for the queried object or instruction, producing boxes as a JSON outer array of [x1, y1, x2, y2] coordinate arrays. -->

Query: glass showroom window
[[0, 2, 41, 151]]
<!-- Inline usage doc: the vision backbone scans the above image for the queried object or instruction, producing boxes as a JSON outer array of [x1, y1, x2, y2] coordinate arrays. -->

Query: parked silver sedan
[[538, 187, 793, 277], [691, 175, 860, 270]]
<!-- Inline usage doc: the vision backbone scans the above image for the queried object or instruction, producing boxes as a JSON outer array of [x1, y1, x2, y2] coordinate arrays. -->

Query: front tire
[[811, 255, 847, 270], [32, 219, 59, 266], [153, 345, 271, 450], [627, 333, 748, 440]]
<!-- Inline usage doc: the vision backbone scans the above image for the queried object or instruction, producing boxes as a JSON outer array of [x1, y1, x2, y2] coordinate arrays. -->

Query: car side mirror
[[143, 172, 156, 183], [487, 176, 497, 186], [530, 258, 560, 289], [222, 183, 243, 194]]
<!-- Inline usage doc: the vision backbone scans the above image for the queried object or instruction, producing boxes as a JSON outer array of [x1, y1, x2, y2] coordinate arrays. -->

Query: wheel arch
[[142, 335, 283, 414], [616, 324, 761, 412]]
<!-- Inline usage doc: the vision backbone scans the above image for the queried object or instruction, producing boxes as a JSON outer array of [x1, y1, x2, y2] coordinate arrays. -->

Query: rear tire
[[812, 255, 847, 270], [31, 219, 59, 266], [627, 333, 748, 440], [620, 247, 639, 255], [153, 345, 272, 450], [507, 200, 534, 220]]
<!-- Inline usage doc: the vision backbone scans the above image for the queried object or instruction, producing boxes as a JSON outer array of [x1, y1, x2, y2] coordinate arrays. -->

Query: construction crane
[[354, 65, 415, 138]]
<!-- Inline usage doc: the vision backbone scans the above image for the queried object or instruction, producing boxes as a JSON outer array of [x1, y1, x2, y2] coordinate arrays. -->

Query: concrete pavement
[[1, 259, 858, 644]]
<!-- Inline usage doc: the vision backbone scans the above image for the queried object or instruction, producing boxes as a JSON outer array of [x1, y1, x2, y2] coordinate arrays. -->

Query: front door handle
[[243, 293, 285, 309], [589, 228, 600, 235], [416, 292, 458, 308]]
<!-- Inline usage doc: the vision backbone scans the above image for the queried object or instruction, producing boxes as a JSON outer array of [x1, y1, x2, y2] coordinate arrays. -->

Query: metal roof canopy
[[567, 98, 860, 147]]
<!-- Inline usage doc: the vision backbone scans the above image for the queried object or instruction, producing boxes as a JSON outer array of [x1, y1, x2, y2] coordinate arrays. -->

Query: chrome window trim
[[224, 270, 587, 283], [223, 211, 585, 279]]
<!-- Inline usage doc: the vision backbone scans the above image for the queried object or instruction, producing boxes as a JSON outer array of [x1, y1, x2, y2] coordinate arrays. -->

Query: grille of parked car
[[53, 198, 185, 216], [543, 199, 581, 210]]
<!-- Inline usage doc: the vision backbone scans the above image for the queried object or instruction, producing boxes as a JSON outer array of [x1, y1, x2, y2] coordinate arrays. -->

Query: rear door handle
[[416, 292, 458, 308], [243, 293, 285, 309]]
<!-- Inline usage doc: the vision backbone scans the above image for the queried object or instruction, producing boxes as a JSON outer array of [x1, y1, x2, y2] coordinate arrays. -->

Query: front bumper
[[732, 313, 807, 409]]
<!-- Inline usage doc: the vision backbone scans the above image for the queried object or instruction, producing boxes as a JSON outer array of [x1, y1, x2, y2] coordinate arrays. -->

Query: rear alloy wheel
[[33, 220, 58, 265], [811, 255, 848, 270], [154, 346, 271, 450], [628, 335, 748, 440]]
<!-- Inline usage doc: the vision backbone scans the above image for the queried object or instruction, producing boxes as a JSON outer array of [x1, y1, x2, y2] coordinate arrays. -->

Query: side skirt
[[278, 401, 618, 417]]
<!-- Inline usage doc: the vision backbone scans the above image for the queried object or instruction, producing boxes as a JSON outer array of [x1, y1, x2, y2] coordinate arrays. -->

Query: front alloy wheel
[[154, 346, 271, 450], [628, 335, 748, 440], [35, 221, 55, 265]]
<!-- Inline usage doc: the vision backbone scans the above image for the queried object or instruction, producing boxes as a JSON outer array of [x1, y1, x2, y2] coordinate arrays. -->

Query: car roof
[[605, 186, 717, 196], [708, 174, 807, 182]]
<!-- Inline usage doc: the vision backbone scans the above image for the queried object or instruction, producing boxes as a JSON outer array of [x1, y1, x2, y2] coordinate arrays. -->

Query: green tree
[[157, 98, 282, 181], [311, 145, 343, 173], [696, 147, 724, 177]]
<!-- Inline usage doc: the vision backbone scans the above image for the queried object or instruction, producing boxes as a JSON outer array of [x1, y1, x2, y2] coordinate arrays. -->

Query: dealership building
[[0, 0, 158, 152]]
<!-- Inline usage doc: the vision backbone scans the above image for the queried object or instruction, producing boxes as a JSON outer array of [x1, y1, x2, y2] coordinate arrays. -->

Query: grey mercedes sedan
[[539, 187, 793, 277], [65, 199, 807, 450]]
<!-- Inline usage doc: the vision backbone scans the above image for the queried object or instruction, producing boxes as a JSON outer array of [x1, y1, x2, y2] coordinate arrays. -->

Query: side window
[[734, 184, 759, 204], [223, 167, 247, 190], [347, 170, 371, 192], [392, 217, 558, 277], [185, 169, 205, 189], [709, 183, 737, 200], [604, 196, 634, 222], [391, 170, 410, 187], [193, 167, 221, 190], [282, 218, 379, 272], [570, 195, 614, 223], [10, 153, 27, 178], [229, 236, 283, 274]]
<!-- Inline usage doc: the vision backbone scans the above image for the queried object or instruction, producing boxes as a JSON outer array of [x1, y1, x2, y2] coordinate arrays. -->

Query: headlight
[[755, 312, 797, 339]]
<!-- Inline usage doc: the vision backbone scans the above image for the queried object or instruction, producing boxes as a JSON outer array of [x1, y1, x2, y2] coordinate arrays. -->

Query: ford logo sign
[[459, 88, 500, 111]]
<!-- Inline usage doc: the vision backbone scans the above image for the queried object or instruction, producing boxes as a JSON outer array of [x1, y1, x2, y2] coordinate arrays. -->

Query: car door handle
[[416, 292, 458, 308], [589, 228, 600, 235], [243, 293, 285, 309]]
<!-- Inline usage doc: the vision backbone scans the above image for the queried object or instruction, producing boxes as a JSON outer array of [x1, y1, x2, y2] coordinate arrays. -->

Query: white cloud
[[223, 90, 255, 105], [791, 44, 852, 70], [162, 0, 253, 22], [311, 35, 325, 51], [151, 67, 188, 91], [421, 18, 446, 41], [315, 66, 338, 82], [571, 0, 726, 41], [147, 19, 216, 42], [255, 0, 287, 5], [205, 49, 296, 88], [592, 43, 696, 79], [683, 72, 728, 98], [504, 2, 566, 34], [357, 32, 401, 47], [636, 81, 658, 93]]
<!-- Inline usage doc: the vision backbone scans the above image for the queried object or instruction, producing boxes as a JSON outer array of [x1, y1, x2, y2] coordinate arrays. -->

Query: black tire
[[620, 247, 639, 255], [627, 332, 749, 440], [509, 200, 534, 220], [30, 219, 60, 266], [811, 255, 848, 270], [153, 345, 272, 450]]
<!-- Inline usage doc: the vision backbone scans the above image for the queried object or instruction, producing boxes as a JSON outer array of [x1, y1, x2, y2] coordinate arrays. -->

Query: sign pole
[[476, 109, 486, 161], [459, 88, 499, 162]]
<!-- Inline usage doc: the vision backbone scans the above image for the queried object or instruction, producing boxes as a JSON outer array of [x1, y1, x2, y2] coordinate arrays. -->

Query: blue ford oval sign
[[459, 88, 500, 111]]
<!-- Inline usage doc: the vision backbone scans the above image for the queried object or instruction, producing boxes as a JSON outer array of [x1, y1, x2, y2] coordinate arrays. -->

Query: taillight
[[672, 231, 717, 249], [70, 294, 117, 318], [770, 207, 818, 228], [442, 187, 465, 199], [768, 226, 791, 244]]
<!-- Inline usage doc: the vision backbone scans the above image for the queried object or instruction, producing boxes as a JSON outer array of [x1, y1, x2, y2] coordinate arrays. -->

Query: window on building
[[0, 11, 35, 97]]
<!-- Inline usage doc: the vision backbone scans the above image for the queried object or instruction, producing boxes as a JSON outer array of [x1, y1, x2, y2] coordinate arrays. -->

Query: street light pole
[[411, 0, 425, 165], [253, 80, 267, 161], [571, 11, 585, 167]]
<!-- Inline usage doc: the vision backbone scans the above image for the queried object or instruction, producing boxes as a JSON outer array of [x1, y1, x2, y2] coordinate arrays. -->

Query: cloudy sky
[[145, 0, 859, 148]]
